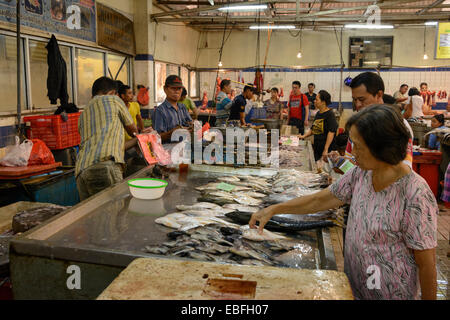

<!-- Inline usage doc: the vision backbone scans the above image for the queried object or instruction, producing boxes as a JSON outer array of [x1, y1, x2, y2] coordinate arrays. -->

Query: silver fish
[[217, 176, 241, 183], [171, 246, 195, 256], [240, 225, 286, 241], [188, 251, 215, 261], [234, 191, 266, 198], [144, 246, 169, 255], [195, 183, 221, 191], [240, 259, 269, 267], [176, 202, 222, 211], [222, 204, 259, 213], [233, 195, 263, 206]]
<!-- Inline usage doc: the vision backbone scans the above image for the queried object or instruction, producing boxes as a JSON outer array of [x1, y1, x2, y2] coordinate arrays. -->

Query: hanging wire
[[255, 0, 261, 68], [334, 26, 344, 66], [209, 0, 230, 123], [423, 25, 427, 56]]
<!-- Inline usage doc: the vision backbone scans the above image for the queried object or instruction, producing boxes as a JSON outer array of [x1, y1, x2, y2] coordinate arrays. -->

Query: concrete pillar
[[134, 0, 155, 109]]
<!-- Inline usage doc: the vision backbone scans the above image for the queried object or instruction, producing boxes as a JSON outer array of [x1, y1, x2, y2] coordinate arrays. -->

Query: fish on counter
[[225, 211, 335, 232], [222, 203, 259, 213], [176, 202, 222, 211], [234, 191, 266, 199], [239, 225, 287, 242], [232, 195, 263, 206]]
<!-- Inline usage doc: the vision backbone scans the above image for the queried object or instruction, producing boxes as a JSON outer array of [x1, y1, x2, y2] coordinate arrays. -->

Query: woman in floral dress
[[250, 105, 438, 300]]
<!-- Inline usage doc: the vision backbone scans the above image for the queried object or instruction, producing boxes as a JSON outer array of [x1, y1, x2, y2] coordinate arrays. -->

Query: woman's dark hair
[[420, 82, 428, 87], [92, 77, 118, 96], [292, 81, 301, 87], [433, 114, 445, 126], [400, 84, 408, 89], [271, 87, 279, 93], [335, 132, 349, 149], [137, 85, 144, 89], [408, 87, 420, 96], [220, 79, 231, 90], [383, 94, 396, 104], [308, 83, 315, 88], [181, 87, 187, 97], [345, 104, 410, 165], [318, 90, 331, 106], [350, 72, 385, 96]]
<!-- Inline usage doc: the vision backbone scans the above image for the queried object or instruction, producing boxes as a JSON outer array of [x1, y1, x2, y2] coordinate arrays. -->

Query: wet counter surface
[[10, 165, 334, 270]]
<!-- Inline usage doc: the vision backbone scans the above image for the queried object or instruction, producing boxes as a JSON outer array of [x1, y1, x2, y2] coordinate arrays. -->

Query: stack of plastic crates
[[23, 113, 81, 150]]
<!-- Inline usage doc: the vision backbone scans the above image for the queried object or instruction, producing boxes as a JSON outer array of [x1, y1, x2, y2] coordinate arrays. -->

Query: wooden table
[[97, 257, 354, 300]]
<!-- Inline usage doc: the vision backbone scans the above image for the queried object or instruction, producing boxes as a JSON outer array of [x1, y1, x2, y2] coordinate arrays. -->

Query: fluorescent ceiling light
[[345, 24, 394, 29], [363, 40, 372, 43], [218, 5, 267, 11], [425, 21, 438, 26], [249, 25, 295, 30], [208, 0, 214, 5]]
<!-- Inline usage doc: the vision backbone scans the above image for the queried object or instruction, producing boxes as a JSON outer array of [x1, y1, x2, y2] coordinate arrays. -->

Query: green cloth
[[180, 98, 195, 112]]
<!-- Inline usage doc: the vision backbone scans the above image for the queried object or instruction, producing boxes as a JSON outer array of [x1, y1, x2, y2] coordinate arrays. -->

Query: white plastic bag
[[0, 136, 33, 167]]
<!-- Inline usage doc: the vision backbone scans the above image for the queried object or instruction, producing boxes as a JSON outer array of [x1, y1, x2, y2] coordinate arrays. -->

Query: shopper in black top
[[229, 84, 255, 126], [299, 90, 338, 161]]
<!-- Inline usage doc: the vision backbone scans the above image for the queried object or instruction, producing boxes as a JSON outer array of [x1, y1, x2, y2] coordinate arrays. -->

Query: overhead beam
[[416, 0, 446, 15], [273, 4, 450, 11], [157, 12, 450, 22], [151, 0, 274, 18], [157, 1, 214, 5], [151, 0, 421, 20]]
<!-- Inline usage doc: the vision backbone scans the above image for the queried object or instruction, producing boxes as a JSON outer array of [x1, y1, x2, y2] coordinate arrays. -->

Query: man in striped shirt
[[76, 77, 138, 200]]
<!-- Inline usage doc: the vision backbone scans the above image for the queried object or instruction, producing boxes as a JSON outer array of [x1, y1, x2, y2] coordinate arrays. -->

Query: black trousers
[[288, 118, 305, 135]]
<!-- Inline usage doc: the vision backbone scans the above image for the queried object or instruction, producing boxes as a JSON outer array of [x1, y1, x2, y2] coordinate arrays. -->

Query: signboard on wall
[[436, 22, 450, 59], [97, 3, 135, 56], [0, 0, 96, 42]]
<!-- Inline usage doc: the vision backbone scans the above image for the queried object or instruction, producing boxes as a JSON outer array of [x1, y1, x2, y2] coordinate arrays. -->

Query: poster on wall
[[436, 22, 450, 59], [97, 3, 135, 56], [0, 0, 96, 42]]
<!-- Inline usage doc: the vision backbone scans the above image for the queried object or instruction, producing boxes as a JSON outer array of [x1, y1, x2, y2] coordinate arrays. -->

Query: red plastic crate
[[23, 113, 81, 150]]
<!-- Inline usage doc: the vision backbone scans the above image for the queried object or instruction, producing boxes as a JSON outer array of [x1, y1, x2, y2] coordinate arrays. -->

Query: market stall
[[9, 162, 339, 300]]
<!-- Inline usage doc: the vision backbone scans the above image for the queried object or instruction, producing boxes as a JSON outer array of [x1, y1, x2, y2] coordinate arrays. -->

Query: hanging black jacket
[[46, 34, 69, 106]]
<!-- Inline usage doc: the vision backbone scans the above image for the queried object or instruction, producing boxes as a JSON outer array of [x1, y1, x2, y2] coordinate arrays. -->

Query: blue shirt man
[[152, 75, 193, 142]]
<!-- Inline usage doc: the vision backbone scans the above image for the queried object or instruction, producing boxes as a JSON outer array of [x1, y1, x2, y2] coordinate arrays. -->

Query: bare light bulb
[[297, 52, 302, 59], [423, 54, 428, 60], [218, 61, 223, 67]]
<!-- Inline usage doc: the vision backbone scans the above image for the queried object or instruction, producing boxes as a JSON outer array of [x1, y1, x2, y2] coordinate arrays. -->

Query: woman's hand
[[249, 205, 277, 234], [298, 134, 305, 139], [322, 152, 329, 162]]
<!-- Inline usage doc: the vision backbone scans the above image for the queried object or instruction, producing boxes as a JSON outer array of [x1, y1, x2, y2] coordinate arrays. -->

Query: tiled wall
[[199, 68, 450, 109]]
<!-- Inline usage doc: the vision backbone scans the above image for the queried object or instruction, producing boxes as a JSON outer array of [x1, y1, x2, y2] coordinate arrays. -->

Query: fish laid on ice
[[229, 243, 273, 264], [195, 183, 221, 191], [144, 246, 169, 255], [155, 216, 182, 229], [176, 202, 222, 211], [234, 191, 266, 198], [217, 176, 241, 183], [180, 209, 224, 217], [233, 195, 263, 206], [239, 225, 287, 242], [222, 204, 259, 213]]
